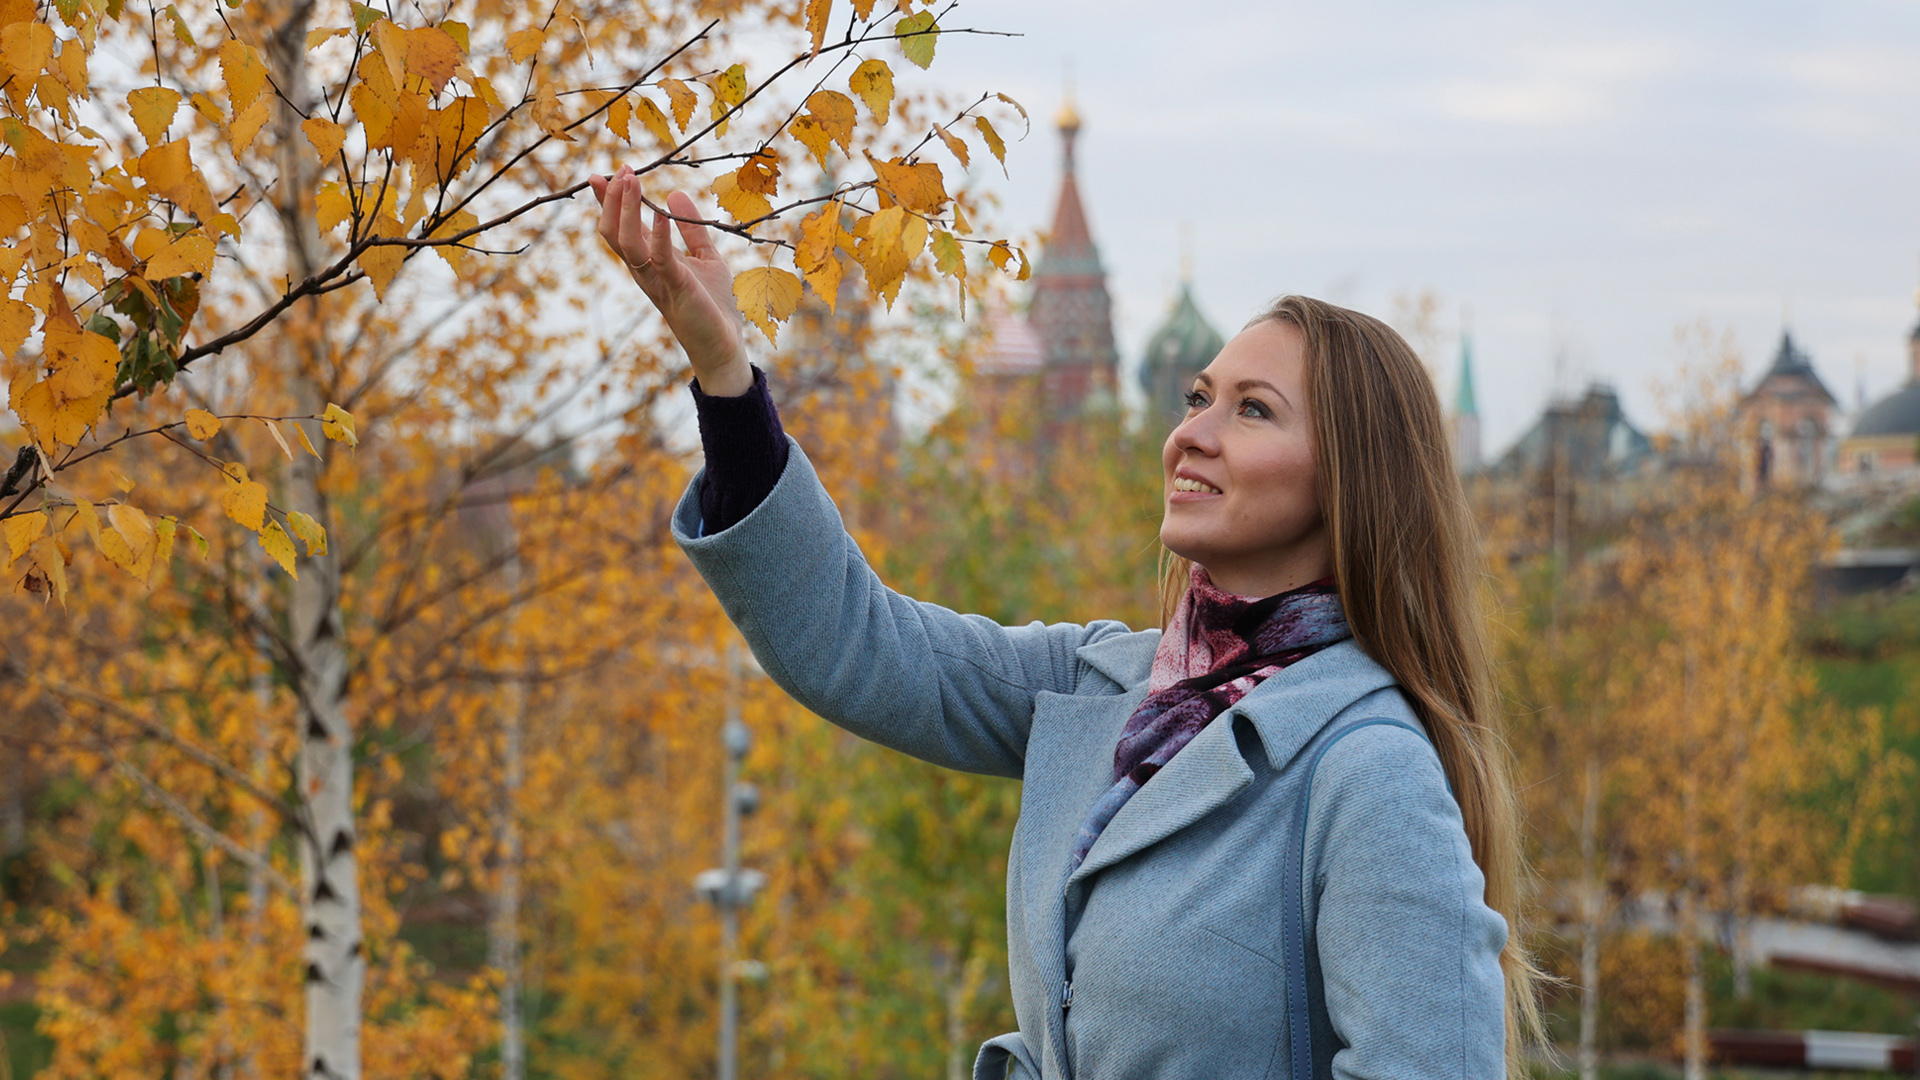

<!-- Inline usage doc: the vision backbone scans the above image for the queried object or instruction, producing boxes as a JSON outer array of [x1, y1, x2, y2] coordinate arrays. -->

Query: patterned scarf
[[1065, 566, 1350, 875]]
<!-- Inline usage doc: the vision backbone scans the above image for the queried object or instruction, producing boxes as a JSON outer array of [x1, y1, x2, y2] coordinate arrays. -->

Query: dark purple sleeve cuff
[[692, 364, 790, 534]]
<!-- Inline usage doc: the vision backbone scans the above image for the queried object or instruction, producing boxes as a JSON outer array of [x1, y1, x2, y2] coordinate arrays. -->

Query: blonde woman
[[589, 166, 1543, 1079]]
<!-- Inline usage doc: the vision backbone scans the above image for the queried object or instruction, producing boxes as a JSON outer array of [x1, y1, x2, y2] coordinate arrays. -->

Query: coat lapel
[[1065, 711, 1254, 884]]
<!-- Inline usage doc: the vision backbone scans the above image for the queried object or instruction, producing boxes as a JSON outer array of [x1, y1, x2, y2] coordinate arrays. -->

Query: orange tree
[[0, 0, 1029, 1076]]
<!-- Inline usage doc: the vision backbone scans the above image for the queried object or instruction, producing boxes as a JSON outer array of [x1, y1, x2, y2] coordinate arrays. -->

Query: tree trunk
[[1681, 887, 1706, 1080], [489, 556, 526, 1080], [1578, 755, 1601, 1080], [266, 5, 362, 1077]]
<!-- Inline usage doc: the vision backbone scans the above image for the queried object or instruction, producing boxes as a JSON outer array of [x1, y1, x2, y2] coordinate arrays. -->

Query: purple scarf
[[1065, 567, 1350, 875]]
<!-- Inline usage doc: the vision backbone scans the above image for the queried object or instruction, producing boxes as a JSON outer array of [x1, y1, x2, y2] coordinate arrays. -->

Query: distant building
[[1451, 334, 1482, 473], [1026, 95, 1120, 424], [1137, 269, 1224, 431], [1736, 329, 1837, 490], [1841, 313, 1920, 476], [1490, 383, 1654, 482]]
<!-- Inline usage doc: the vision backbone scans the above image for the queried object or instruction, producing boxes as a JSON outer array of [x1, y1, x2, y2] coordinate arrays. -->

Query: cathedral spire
[[1027, 88, 1118, 423]]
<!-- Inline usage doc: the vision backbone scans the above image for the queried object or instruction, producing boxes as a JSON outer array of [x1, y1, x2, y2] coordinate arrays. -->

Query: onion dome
[[1138, 282, 1224, 426], [1852, 382, 1920, 438]]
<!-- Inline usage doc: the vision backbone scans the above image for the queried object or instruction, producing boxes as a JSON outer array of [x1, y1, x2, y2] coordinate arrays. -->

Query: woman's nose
[[1171, 404, 1222, 456]]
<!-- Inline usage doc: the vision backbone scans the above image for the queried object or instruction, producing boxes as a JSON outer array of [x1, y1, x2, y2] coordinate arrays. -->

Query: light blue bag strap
[[1284, 717, 1435, 1080]]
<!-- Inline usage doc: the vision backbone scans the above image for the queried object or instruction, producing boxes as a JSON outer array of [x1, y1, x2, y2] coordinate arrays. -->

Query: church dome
[[1137, 282, 1224, 425], [1138, 284, 1224, 390]]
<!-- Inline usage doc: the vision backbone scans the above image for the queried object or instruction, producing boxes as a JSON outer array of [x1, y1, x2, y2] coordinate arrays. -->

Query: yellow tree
[[1, 0, 1031, 1076]]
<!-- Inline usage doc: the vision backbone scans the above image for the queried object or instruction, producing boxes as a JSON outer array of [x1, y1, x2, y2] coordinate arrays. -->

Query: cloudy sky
[[917, 0, 1920, 454]]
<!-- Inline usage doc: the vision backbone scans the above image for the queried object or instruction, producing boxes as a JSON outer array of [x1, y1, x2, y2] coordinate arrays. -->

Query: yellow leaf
[[218, 39, 268, 114], [974, 116, 1006, 174], [790, 115, 832, 166], [710, 63, 747, 109], [441, 20, 471, 52], [429, 208, 478, 273], [3, 511, 46, 566], [797, 90, 856, 164], [127, 86, 180, 147], [315, 181, 353, 233], [356, 214, 404, 300], [259, 519, 297, 577], [931, 229, 963, 277], [229, 97, 272, 154], [532, 82, 573, 141], [149, 516, 175, 586], [260, 416, 293, 460], [287, 510, 327, 556], [291, 421, 321, 458], [851, 0, 877, 17], [894, 11, 938, 69], [350, 81, 396, 147], [849, 59, 893, 125], [371, 19, 408, 87], [2, 22, 55, 81], [866, 152, 946, 213], [143, 232, 214, 280], [306, 26, 350, 50], [732, 266, 802, 346], [634, 96, 674, 147], [805, 0, 832, 55], [108, 502, 157, 582], [934, 123, 968, 168], [505, 27, 544, 63], [74, 498, 101, 549], [854, 205, 923, 307], [220, 470, 268, 532], [24, 536, 66, 606], [161, 4, 194, 46], [303, 116, 346, 162], [428, 96, 488, 179], [658, 78, 697, 130], [606, 94, 631, 142], [184, 408, 221, 439], [795, 201, 847, 309], [0, 299, 32, 358], [321, 403, 357, 446], [405, 26, 463, 95], [735, 150, 779, 196], [137, 140, 195, 205], [710, 172, 770, 225], [185, 523, 209, 560]]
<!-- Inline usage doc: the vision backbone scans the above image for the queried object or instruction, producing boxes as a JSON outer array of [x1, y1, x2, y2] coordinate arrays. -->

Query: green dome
[[1139, 284, 1225, 393], [1138, 283, 1224, 427]]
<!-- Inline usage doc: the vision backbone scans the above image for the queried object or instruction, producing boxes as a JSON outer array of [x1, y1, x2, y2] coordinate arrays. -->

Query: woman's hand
[[588, 166, 752, 397]]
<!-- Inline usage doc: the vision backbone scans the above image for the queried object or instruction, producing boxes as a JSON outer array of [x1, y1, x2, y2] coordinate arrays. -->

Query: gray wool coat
[[672, 439, 1508, 1080]]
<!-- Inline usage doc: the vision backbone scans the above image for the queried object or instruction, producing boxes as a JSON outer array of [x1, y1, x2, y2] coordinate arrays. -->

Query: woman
[[588, 166, 1543, 1079]]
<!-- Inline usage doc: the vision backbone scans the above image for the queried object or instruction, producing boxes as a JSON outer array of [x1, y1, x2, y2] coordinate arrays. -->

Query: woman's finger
[[588, 174, 608, 206], [665, 191, 716, 260], [650, 187, 679, 279], [614, 173, 652, 270]]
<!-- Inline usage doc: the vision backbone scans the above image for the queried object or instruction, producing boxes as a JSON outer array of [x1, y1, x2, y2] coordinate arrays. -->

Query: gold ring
[[627, 257, 654, 272]]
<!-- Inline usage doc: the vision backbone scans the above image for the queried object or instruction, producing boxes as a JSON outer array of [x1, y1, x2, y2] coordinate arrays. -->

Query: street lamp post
[[693, 642, 765, 1080]]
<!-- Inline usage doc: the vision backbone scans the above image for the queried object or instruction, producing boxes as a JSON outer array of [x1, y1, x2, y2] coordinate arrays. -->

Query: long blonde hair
[[1157, 295, 1547, 1071]]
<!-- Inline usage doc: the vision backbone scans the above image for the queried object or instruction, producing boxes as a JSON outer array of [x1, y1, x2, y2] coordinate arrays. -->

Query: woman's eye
[[1182, 390, 1207, 410], [1238, 398, 1270, 419]]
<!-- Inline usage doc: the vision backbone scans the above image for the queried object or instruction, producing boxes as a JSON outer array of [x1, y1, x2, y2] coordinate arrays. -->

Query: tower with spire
[[1451, 331, 1482, 473], [1736, 328, 1837, 489], [1026, 90, 1120, 424]]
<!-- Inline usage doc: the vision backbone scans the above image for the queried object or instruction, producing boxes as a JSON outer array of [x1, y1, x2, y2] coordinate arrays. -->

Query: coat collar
[[1076, 631, 1398, 771], [1073, 628, 1159, 693]]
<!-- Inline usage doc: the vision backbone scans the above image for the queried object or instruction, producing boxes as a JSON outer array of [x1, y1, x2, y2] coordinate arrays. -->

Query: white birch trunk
[[489, 556, 526, 1080], [265, 6, 362, 1077]]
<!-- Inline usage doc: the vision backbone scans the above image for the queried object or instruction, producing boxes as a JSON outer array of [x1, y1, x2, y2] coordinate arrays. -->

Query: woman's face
[[1160, 319, 1331, 598]]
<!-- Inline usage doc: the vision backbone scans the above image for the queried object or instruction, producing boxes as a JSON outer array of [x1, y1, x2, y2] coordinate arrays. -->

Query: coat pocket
[[974, 1030, 1041, 1080]]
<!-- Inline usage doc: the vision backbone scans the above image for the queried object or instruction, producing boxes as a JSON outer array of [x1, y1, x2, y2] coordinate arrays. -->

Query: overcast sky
[[916, 0, 1920, 454]]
